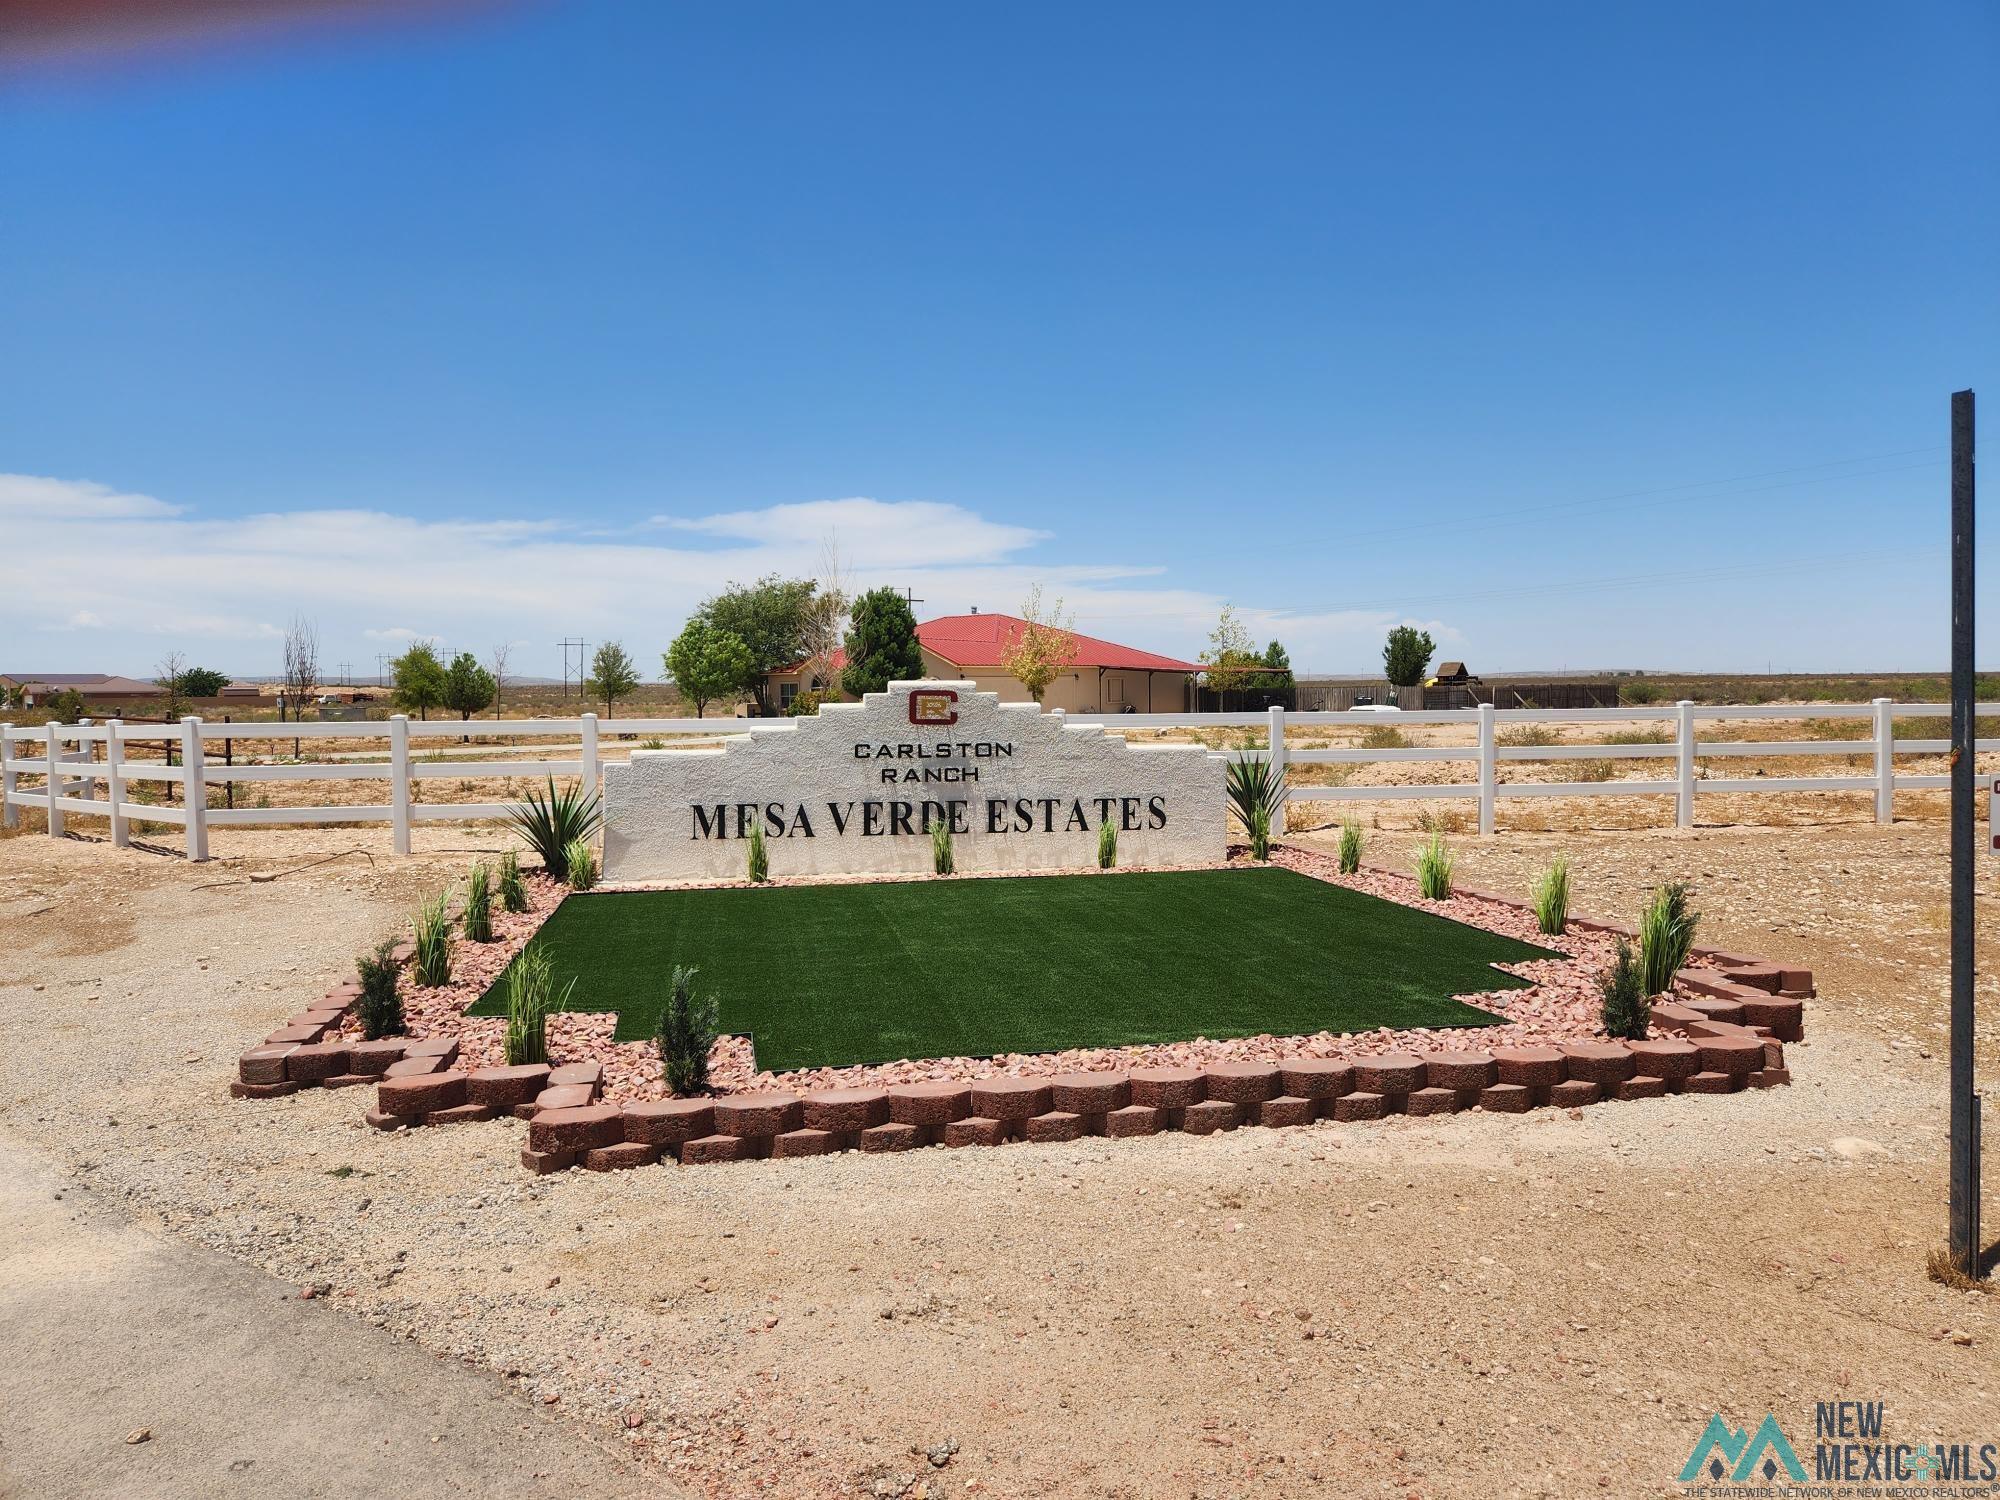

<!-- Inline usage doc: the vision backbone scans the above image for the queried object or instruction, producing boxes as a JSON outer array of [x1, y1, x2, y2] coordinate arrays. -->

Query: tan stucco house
[[764, 611, 1200, 715]]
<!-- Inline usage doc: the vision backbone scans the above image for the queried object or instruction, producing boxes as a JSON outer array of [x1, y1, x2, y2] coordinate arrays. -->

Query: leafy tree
[[391, 642, 447, 720], [1383, 625, 1436, 688], [1260, 640, 1295, 693], [585, 640, 642, 718], [840, 588, 925, 698], [664, 619, 755, 718], [45, 686, 87, 720], [176, 666, 229, 699], [1200, 605, 1261, 698], [443, 651, 497, 720], [698, 575, 817, 712], [1000, 584, 1079, 704]]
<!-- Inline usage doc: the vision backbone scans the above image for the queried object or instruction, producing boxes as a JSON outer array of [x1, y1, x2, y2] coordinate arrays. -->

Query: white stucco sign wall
[[602, 680, 1225, 882]]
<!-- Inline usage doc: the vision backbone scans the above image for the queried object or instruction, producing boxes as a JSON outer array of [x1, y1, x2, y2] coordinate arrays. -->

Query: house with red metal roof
[[763, 610, 1201, 715]]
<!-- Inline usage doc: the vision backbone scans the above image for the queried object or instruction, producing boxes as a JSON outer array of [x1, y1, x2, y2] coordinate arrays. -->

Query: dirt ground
[[3, 813, 1999, 1499]]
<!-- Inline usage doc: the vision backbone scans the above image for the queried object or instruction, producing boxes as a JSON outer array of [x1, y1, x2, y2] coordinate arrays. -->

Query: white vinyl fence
[[0, 699, 1986, 863]]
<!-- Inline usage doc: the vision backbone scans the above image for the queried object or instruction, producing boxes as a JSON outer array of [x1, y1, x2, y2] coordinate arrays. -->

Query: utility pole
[[901, 588, 924, 610], [376, 653, 390, 688], [560, 638, 589, 700], [1949, 388, 1982, 1279]]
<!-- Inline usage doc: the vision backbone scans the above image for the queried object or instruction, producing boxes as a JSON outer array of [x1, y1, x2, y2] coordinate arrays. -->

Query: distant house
[[763, 611, 1201, 714], [1, 672, 162, 711]]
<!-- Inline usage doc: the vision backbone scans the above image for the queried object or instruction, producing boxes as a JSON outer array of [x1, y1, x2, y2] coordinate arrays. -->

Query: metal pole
[[1949, 387, 1980, 1278]]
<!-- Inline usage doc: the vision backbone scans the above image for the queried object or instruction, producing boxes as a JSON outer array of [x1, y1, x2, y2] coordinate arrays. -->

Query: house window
[[780, 682, 797, 707]]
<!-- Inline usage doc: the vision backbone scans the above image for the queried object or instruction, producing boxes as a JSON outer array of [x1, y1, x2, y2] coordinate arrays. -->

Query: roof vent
[[970, 606, 978, 613]]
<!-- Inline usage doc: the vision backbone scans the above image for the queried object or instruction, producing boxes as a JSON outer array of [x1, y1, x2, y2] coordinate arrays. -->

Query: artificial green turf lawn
[[469, 866, 1560, 1073]]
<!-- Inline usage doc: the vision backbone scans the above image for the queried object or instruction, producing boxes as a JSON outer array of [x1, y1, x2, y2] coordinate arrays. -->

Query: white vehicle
[[1350, 702, 1403, 713]]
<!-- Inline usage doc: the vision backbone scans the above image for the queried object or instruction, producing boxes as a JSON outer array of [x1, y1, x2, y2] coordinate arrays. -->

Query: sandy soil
[[2, 818, 1998, 1499]]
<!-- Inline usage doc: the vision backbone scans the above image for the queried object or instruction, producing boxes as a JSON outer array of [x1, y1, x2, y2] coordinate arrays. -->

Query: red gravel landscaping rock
[[623, 1098, 715, 1146], [529, 1104, 624, 1155], [376, 1070, 467, 1118], [887, 1081, 971, 1126], [466, 1064, 553, 1109], [1353, 1054, 1425, 1096], [801, 1087, 890, 1133], [969, 1078, 1053, 1121], [713, 1093, 802, 1137], [1130, 1067, 1205, 1109]]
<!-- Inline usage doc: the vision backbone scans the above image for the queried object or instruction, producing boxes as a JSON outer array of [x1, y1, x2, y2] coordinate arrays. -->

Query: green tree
[[45, 686, 87, 720], [697, 575, 817, 712], [391, 642, 447, 720], [585, 640, 642, 718], [1200, 605, 1261, 699], [442, 651, 497, 720], [176, 666, 229, 698], [1383, 625, 1436, 688], [999, 584, 1078, 704], [664, 619, 755, 718], [1260, 640, 1295, 693], [840, 588, 925, 698]]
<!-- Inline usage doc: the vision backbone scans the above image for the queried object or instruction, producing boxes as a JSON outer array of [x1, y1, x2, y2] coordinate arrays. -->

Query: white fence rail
[[0, 699, 1985, 862]]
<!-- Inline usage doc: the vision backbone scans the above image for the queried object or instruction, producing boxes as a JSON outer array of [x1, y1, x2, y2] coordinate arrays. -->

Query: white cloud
[[0, 474, 1454, 676]]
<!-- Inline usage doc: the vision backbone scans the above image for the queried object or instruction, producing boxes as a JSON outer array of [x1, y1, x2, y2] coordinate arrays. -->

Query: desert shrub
[[1599, 939, 1650, 1039], [497, 850, 528, 913], [354, 939, 404, 1040], [1338, 817, 1364, 874], [1620, 680, 1662, 705], [502, 940, 572, 1066], [1417, 806, 1468, 835], [411, 888, 454, 987], [1358, 724, 1408, 750], [641, 737, 666, 750], [1637, 881, 1698, 995], [931, 817, 954, 875], [505, 776, 602, 881], [1225, 751, 1285, 860], [747, 820, 769, 883], [1530, 854, 1570, 935], [1573, 759, 1616, 783], [1601, 728, 1671, 746], [656, 965, 720, 1095], [1414, 831, 1454, 899], [564, 836, 599, 891], [1097, 817, 1117, 869], [1498, 724, 1560, 747], [463, 862, 493, 942]]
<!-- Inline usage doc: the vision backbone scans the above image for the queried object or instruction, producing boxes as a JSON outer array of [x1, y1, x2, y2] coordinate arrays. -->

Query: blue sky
[[2, 0, 1995, 679]]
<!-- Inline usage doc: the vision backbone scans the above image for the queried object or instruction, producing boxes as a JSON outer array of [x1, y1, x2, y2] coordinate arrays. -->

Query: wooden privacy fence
[[0, 700, 1984, 862]]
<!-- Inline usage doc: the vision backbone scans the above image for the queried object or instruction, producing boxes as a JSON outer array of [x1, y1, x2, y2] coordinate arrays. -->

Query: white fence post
[[181, 716, 209, 861], [107, 719, 128, 848], [1267, 705, 1288, 835], [1675, 700, 1696, 829], [580, 713, 600, 804], [1, 723, 15, 830], [44, 723, 63, 838], [1873, 696, 1895, 824], [1476, 702, 1496, 837], [390, 714, 412, 855]]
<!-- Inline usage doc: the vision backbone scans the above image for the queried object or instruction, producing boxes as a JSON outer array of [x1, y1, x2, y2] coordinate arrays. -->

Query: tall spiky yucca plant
[[505, 776, 602, 882], [1637, 881, 1698, 995], [1225, 751, 1286, 861], [463, 862, 493, 943]]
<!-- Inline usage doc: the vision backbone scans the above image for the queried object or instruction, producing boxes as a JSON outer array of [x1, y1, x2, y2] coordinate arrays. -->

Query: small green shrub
[[1337, 818, 1364, 874], [1498, 724, 1560, 747], [411, 888, 454, 987], [1414, 831, 1454, 900], [1097, 817, 1117, 869], [1225, 751, 1285, 860], [505, 775, 602, 881], [931, 817, 955, 875], [497, 850, 528, 913], [1620, 680, 1663, 705], [1599, 939, 1650, 1039], [656, 964, 720, 1095], [1637, 881, 1699, 995], [1359, 724, 1408, 750], [641, 736, 666, 750], [747, 820, 769, 883], [565, 836, 599, 891], [1601, 728, 1671, 746], [501, 940, 572, 1066], [463, 862, 493, 942], [354, 939, 404, 1040], [1530, 854, 1570, 935]]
